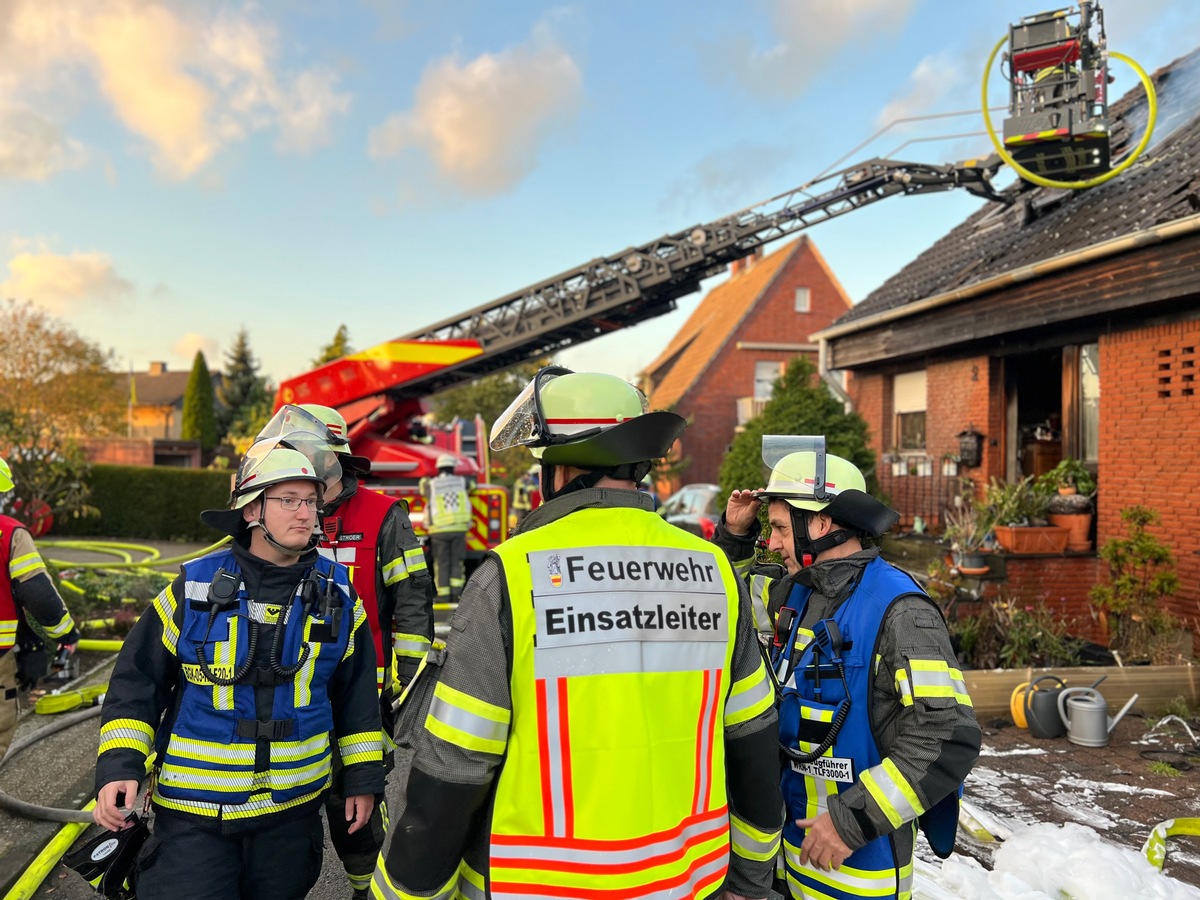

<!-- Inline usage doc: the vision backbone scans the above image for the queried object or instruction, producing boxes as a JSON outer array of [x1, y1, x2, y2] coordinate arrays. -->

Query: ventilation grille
[[1157, 345, 1197, 398]]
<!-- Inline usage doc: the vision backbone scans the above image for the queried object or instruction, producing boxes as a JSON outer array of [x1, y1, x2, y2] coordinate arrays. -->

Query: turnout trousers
[[429, 532, 466, 601], [134, 809, 325, 900]]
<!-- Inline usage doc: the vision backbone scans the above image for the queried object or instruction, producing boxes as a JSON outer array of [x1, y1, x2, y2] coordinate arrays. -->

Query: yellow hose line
[[41, 536, 230, 570], [3, 755, 155, 900], [77, 639, 124, 653], [983, 38, 1157, 189], [1, 799, 98, 900]]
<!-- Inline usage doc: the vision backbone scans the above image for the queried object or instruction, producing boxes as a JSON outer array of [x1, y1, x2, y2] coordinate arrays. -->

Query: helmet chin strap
[[791, 508, 850, 568]]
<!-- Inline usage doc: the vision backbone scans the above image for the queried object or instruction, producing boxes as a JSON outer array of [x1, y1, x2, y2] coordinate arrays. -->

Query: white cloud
[[369, 28, 582, 196], [700, 0, 918, 100], [660, 142, 794, 216], [0, 0, 352, 180], [171, 332, 220, 366], [875, 54, 961, 131], [1, 244, 134, 313]]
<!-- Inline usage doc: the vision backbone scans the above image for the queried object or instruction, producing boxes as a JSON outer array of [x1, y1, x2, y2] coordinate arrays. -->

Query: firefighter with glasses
[[372, 366, 784, 900], [723, 436, 979, 899], [258, 403, 433, 898], [90, 439, 383, 900]]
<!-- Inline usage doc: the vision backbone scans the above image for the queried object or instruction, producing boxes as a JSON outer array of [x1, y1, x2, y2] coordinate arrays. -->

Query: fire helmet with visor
[[756, 435, 899, 537], [0, 457, 11, 493], [489, 366, 686, 499]]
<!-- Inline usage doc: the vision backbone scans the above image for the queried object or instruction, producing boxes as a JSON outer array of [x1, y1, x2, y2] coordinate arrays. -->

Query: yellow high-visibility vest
[[484, 505, 759, 899]]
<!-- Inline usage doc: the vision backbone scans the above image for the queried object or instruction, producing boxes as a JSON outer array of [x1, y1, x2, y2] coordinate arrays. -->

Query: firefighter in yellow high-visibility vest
[[372, 366, 784, 900], [419, 455, 472, 602]]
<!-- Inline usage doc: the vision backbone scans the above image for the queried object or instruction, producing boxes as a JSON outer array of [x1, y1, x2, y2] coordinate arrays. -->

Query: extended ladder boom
[[276, 155, 1004, 411], [399, 156, 1004, 395]]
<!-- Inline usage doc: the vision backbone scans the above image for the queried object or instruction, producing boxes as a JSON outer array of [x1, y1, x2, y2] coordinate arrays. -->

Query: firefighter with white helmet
[[259, 402, 432, 898], [372, 366, 783, 900], [418, 452, 472, 603], [90, 439, 383, 900], [0, 456, 80, 759], [714, 436, 979, 898]]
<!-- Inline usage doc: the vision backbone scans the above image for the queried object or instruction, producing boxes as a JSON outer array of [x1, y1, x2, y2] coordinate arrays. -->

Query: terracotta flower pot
[[1048, 512, 1093, 552], [993, 525, 1070, 554]]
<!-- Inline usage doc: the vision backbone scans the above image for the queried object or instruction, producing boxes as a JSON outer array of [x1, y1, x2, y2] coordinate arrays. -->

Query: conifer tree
[[181, 350, 218, 450], [215, 328, 270, 441], [312, 325, 353, 367]]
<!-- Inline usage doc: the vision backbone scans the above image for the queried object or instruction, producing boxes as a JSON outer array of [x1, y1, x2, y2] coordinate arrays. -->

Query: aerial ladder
[[274, 0, 1152, 559]]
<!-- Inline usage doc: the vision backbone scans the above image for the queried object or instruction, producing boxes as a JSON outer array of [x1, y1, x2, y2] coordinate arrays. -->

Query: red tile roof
[[643, 238, 805, 411]]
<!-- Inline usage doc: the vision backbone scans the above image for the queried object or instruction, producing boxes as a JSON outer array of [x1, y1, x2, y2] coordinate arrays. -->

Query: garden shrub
[[52, 464, 234, 542]]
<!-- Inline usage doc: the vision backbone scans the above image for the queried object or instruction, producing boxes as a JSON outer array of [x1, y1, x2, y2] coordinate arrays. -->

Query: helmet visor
[[258, 405, 348, 452], [759, 434, 829, 502], [489, 366, 573, 451], [236, 435, 342, 497]]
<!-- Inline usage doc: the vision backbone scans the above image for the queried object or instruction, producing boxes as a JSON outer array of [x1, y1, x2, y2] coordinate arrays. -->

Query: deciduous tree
[[0, 298, 122, 529]]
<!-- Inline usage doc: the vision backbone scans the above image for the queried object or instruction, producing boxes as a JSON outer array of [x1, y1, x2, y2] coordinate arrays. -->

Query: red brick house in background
[[642, 236, 852, 491], [811, 49, 1200, 644]]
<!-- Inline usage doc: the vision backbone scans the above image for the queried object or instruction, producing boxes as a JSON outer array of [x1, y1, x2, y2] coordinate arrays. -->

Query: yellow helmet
[[757, 435, 898, 537], [490, 366, 685, 468], [0, 457, 11, 493]]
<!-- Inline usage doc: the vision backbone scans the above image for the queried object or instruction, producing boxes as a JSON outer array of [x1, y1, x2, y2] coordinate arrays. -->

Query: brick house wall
[[671, 240, 852, 485], [1098, 320, 1200, 631]]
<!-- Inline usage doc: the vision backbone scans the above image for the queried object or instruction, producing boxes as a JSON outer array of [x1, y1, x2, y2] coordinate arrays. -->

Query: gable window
[[754, 361, 784, 400], [893, 370, 927, 451], [794, 287, 810, 313]]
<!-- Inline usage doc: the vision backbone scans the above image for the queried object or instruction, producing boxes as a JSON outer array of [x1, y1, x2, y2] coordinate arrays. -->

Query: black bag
[[64, 814, 151, 899]]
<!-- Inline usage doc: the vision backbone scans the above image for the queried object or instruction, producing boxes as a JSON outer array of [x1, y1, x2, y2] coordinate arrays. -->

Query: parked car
[[659, 483, 721, 540]]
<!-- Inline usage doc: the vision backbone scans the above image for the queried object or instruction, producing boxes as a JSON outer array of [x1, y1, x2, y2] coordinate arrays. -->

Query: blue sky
[[3, 0, 1198, 388]]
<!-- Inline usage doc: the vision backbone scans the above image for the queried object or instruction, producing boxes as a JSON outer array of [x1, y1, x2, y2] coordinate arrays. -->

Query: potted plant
[[985, 476, 1069, 554], [941, 494, 994, 574], [1038, 459, 1097, 552], [887, 449, 906, 477], [941, 453, 960, 477]]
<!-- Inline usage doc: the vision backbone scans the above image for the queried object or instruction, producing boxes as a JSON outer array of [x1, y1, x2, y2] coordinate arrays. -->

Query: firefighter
[[264, 403, 433, 898], [0, 456, 80, 758], [372, 366, 784, 900], [419, 453, 471, 602], [509, 465, 537, 529], [738, 440, 979, 898], [91, 440, 384, 900]]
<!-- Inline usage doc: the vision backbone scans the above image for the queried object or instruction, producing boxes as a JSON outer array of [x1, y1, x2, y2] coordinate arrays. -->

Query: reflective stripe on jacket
[[0, 516, 18, 651], [154, 549, 357, 816], [487, 506, 744, 899]]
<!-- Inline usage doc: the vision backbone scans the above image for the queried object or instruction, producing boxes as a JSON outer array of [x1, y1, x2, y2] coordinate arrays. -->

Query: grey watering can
[[1024, 676, 1068, 739], [1057, 687, 1140, 747]]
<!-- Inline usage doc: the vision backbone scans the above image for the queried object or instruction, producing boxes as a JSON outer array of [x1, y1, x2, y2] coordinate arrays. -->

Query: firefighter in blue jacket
[[92, 440, 384, 900], [735, 437, 979, 899]]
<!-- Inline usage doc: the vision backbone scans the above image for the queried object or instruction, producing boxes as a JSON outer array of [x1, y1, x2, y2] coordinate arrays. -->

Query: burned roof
[[834, 46, 1200, 327]]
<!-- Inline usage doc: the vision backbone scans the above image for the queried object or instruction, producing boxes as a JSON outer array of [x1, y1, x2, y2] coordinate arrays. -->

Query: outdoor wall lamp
[[958, 426, 984, 468]]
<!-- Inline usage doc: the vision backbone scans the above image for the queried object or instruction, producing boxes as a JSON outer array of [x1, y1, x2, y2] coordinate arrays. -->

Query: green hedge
[[54, 465, 235, 541]]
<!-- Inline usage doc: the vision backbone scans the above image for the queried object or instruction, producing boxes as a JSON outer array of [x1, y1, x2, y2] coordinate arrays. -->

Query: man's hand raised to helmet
[[724, 489, 764, 537]]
